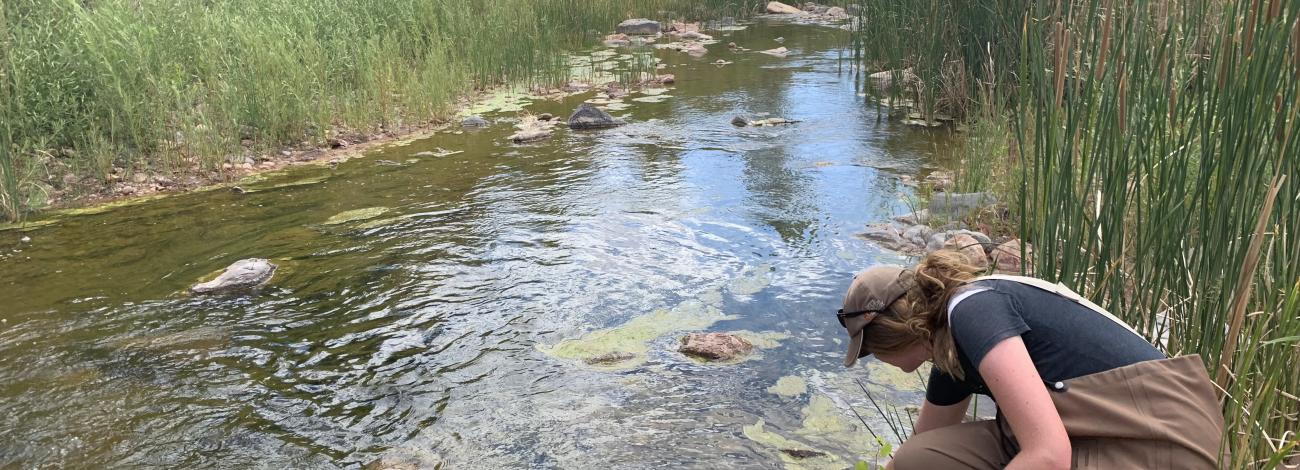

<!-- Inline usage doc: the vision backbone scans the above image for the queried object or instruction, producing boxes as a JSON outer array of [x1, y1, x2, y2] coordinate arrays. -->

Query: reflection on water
[[0, 20, 959, 469]]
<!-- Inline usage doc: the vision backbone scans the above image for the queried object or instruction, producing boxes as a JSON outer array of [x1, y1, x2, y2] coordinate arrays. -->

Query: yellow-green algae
[[767, 376, 808, 397], [323, 207, 391, 225], [464, 89, 537, 115], [51, 193, 171, 216], [729, 263, 773, 296], [539, 300, 732, 370], [234, 172, 332, 193], [697, 287, 725, 307], [743, 394, 880, 470], [0, 218, 58, 232], [864, 360, 927, 393]]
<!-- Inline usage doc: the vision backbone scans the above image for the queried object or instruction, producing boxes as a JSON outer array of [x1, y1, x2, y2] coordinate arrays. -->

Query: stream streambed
[[1, 19, 960, 469]]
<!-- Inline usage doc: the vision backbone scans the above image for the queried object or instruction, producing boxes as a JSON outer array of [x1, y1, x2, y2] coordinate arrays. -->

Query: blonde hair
[[862, 250, 981, 379]]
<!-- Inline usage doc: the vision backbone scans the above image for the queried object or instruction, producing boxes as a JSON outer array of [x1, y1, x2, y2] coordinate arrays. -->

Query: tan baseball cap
[[839, 266, 915, 367]]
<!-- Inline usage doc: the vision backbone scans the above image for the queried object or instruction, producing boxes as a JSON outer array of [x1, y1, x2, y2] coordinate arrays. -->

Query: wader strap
[[972, 274, 1147, 341]]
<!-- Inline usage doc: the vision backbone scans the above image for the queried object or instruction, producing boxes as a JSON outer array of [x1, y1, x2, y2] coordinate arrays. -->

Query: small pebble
[[20, 236, 31, 243]]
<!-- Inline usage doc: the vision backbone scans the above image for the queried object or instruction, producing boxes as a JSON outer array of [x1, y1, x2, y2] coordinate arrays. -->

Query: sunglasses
[[836, 308, 885, 328]]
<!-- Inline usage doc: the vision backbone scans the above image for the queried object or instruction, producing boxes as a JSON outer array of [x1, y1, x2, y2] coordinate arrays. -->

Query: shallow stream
[[1, 19, 959, 469]]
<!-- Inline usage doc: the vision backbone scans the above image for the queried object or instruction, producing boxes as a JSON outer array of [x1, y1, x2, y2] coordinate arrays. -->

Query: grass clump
[[0, 0, 761, 221]]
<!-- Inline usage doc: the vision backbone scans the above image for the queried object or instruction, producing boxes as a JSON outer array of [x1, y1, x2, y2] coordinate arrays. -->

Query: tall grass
[[0, 0, 759, 221], [854, 0, 1300, 466]]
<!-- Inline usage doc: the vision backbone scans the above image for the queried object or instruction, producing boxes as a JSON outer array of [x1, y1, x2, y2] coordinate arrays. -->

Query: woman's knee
[[888, 422, 1008, 470]]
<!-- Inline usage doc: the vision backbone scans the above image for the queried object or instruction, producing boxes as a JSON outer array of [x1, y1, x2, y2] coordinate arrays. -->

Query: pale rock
[[616, 18, 661, 36], [766, 1, 805, 14], [191, 258, 277, 295], [759, 47, 790, 57]]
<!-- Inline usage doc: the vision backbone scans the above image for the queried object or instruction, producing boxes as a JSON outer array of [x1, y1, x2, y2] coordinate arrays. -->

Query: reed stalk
[[853, 0, 1300, 465]]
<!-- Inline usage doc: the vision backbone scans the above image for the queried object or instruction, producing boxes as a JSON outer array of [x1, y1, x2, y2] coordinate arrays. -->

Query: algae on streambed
[[323, 207, 391, 225], [768, 375, 809, 397], [539, 299, 735, 369], [744, 394, 882, 470]]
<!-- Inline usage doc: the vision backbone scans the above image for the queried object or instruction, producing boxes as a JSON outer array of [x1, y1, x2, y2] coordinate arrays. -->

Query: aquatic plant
[[853, 0, 1300, 466], [0, 0, 762, 221]]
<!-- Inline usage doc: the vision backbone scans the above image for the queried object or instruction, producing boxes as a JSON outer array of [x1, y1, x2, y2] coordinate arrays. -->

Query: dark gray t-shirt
[[925, 279, 1165, 406]]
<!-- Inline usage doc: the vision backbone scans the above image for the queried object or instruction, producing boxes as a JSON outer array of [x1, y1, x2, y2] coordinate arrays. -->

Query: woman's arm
[[980, 336, 1071, 470], [912, 396, 971, 435]]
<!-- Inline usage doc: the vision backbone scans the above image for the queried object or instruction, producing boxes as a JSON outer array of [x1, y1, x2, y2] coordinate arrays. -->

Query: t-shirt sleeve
[[925, 367, 973, 406], [948, 289, 1030, 372]]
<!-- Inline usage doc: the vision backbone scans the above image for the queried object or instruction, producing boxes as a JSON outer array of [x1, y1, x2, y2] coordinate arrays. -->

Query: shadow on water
[[0, 19, 960, 469]]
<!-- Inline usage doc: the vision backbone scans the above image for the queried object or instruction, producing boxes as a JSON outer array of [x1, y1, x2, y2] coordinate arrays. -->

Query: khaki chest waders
[[892, 276, 1225, 469]]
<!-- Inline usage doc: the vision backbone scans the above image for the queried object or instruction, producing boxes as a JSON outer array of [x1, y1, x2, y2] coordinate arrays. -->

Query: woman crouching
[[838, 250, 1224, 469]]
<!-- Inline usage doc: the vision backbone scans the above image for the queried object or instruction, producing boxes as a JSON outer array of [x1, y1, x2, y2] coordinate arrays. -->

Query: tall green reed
[[0, 0, 759, 221], [854, 0, 1300, 466]]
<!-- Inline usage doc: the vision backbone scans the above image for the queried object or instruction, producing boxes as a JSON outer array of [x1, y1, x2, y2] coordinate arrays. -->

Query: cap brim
[[843, 329, 865, 367], [841, 311, 877, 367]]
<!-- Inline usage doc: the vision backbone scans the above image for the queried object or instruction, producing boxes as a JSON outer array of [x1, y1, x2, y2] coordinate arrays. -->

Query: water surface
[[1, 20, 959, 469]]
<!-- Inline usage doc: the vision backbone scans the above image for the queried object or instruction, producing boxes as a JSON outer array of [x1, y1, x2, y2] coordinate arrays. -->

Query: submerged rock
[[731, 115, 752, 127], [191, 258, 277, 294], [750, 117, 798, 126], [766, 1, 805, 14], [461, 115, 490, 128], [584, 351, 636, 366], [858, 223, 923, 253], [679, 332, 754, 361], [509, 129, 552, 143], [759, 47, 790, 57], [675, 31, 713, 41], [324, 207, 390, 225], [567, 103, 626, 130], [781, 449, 828, 459], [616, 18, 661, 36]]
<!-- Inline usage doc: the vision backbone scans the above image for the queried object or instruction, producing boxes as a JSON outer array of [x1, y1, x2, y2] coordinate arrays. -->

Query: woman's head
[[839, 250, 982, 377]]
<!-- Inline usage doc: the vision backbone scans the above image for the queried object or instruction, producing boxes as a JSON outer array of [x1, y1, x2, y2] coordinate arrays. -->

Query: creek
[[0, 19, 958, 469]]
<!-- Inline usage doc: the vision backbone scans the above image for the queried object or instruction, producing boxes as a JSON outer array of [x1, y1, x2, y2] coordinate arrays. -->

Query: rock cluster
[[508, 115, 558, 143], [765, 2, 855, 22], [857, 187, 1032, 272]]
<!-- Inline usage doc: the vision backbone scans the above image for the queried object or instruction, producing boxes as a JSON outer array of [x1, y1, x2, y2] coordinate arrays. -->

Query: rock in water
[[509, 129, 552, 143], [781, 449, 828, 459], [731, 115, 752, 127], [616, 19, 661, 36], [567, 103, 626, 130], [825, 6, 847, 17], [191, 258, 277, 294], [766, 1, 805, 14], [759, 47, 790, 57], [585, 351, 636, 366], [679, 332, 755, 361], [461, 115, 489, 128]]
